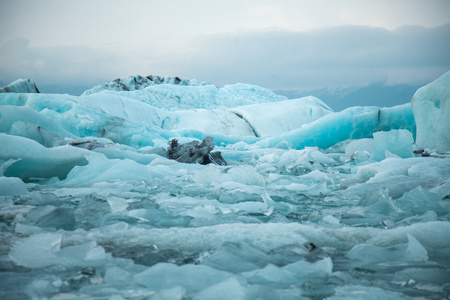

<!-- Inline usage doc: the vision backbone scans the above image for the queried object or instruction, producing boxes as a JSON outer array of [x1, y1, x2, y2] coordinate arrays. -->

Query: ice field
[[0, 72, 449, 299]]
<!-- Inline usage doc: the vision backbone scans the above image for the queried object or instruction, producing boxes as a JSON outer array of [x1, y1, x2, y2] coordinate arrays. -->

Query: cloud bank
[[1, 24, 449, 94]]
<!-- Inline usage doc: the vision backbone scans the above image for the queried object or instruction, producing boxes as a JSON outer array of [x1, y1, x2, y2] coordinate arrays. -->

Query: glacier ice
[[0, 78, 40, 93], [258, 103, 416, 149], [412, 70, 450, 152], [1, 74, 450, 299], [82, 74, 209, 96], [230, 96, 333, 136]]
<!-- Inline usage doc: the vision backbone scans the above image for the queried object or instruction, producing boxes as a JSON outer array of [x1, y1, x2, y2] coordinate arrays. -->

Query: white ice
[[412, 70, 450, 152]]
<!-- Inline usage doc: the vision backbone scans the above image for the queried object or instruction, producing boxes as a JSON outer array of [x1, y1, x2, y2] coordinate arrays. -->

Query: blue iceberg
[[0, 72, 449, 299]]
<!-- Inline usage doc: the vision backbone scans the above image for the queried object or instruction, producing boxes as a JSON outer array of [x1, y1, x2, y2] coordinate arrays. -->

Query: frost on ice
[[0, 72, 449, 299]]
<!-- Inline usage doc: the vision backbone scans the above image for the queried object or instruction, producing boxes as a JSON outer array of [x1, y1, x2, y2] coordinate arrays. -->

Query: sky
[[1, 0, 450, 94]]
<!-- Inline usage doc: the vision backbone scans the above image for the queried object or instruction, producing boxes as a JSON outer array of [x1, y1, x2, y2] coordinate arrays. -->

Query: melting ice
[[0, 72, 449, 299]]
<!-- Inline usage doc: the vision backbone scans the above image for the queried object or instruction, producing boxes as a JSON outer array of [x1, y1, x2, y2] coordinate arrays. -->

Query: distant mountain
[[275, 82, 421, 111]]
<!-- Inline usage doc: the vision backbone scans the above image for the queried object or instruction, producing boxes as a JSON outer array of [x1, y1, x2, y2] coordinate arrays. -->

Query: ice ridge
[[0, 78, 40, 93], [82, 74, 209, 96]]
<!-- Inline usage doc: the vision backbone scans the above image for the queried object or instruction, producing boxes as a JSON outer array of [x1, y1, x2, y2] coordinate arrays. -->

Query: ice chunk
[[193, 277, 246, 300], [33, 207, 77, 231], [0, 133, 89, 180], [243, 257, 332, 287], [9, 233, 61, 268], [62, 155, 158, 186], [371, 129, 414, 161], [134, 263, 233, 292], [107, 196, 129, 213], [395, 185, 445, 215], [346, 234, 428, 263], [328, 285, 409, 300], [0, 105, 77, 140], [128, 208, 192, 228], [193, 164, 264, 187], [201, 242, 268, 273], [0, 176, 27, 196], [149, 286, 186, 300], [345, 138, 374, 157], [104, 267, 132, 283], [411, 70, 450, 152], [57, 241, 106, 267]]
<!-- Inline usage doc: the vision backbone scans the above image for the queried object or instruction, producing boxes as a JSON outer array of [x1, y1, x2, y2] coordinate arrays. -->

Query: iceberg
[[0, 73, 449, 299], [258, 103, 416, 149], [0, 78, 40, 93], [82, 74, 209, 96], [412, 71, 450, 152], [230, 96, 333, 137]]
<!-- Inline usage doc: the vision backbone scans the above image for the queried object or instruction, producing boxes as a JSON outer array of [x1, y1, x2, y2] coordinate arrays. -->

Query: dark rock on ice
[[167, 136, 227, 165], [69, 140, 105, 151]]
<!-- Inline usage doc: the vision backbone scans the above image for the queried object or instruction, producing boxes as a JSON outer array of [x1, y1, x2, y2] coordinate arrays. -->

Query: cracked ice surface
[[0, 75, 449, 299]]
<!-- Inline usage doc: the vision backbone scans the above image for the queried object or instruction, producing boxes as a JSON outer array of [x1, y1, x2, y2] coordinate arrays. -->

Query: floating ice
[[1, 74, 449, 299], [328, 285, 409, 300], [0, 133, 89, 180], [395, 185, 446, 215], [0, 176, 27, 196], [346, 233, 428, 263], [412, 70, 450, 152], [134, 263, 233, 292], [371, 129, 414, 161], [9, 233, 61, 268]]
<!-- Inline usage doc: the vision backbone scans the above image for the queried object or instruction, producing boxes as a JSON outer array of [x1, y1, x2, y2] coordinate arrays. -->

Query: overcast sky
[[1, 0, 450, 93]]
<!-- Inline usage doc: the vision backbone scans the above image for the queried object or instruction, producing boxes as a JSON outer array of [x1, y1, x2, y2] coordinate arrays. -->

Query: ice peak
[[0, 78, 40, 93], [82, 74, 209, 96]]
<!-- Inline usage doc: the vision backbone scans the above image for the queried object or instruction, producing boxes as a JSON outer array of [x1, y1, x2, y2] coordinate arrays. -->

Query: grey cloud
[[1, 24, 449, 93], [174, 24, 450, 89], [0, 39, 122, 89]]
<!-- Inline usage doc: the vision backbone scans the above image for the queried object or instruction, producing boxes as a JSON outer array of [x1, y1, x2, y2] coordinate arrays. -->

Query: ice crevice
[[233, 112, 260, 137]]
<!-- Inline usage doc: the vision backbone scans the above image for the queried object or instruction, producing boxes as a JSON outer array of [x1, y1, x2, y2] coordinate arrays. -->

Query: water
[[1, 141, 449, 299]]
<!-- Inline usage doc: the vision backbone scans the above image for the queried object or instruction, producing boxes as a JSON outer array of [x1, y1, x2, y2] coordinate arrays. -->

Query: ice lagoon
[[0, 72, 449, 299]]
